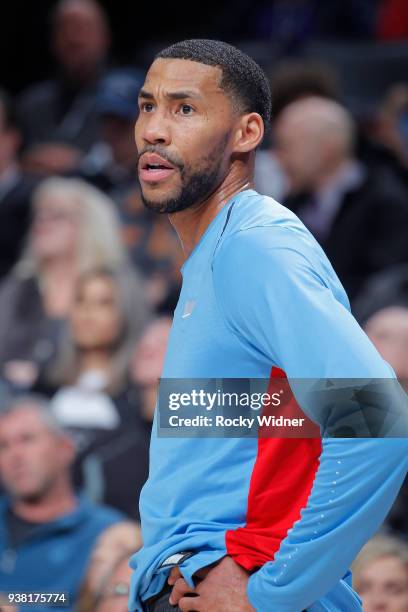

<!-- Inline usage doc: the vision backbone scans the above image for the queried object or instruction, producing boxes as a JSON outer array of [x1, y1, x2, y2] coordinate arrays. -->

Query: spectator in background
[[363, 304, 408, 539], [365, 306, 408, 381], [0, 177, 127, 389], [94, 552, 134, 612], [0, 394, 123, 611], [79, 68, 144, 194], [255, 59, 408, 203], [79, 523, 140, 612], [0, 90, 39, 281], [18, 0, 111, 174], [130, 316, 172, 423], [249, 0, 378, 49], [254, 59, 340, 201], [374, 84, 408, 173], [352, 535, 408, 610], [353, 263, 408, 324], [78, 68, 183, 305], [47, 268, 150, 518], [274, 96, 408, 301]]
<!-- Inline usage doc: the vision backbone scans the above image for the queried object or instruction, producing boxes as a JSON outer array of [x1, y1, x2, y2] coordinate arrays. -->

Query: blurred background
[[0, 0, 407, 610]]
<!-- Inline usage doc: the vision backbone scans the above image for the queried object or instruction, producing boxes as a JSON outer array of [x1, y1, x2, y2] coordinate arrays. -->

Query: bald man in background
[[275, 96, 408, 302]]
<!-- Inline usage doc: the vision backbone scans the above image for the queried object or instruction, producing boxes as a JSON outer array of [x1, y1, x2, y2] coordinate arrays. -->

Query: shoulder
[[0, 274, 38, 303], [214, 191, 350, 308], [226, 190, 305, 233], [359, 165, 408, 208], [79, 498, 125, 528], [217, 192, 330, 282]]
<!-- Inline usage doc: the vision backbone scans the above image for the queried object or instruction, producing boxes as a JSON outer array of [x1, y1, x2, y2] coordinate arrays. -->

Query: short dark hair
[[156, 39, 272, 127]]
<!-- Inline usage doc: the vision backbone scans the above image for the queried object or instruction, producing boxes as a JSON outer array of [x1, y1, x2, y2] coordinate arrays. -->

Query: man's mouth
[[139, 153, 177, 184]]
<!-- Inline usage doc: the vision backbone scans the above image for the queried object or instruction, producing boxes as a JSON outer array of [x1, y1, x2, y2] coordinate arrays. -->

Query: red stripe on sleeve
[[226, 367, 322, 570]]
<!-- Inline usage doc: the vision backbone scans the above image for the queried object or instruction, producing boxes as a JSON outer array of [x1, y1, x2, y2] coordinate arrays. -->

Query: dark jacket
[[0, 174, 37, 281], [17, 77, 102, 152], [0, 495, 123, 611], [0, 275, 62, 371], [70, 386, 150, 521], [285, 165, 408, 302]]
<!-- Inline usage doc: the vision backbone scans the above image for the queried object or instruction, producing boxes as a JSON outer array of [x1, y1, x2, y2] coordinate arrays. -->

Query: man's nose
[[140, 111, 171, 146]]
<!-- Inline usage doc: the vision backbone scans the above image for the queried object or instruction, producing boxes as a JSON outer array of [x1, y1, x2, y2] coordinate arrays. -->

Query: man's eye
[[142, 102, 154, 113], [179, 104, 194, 115]]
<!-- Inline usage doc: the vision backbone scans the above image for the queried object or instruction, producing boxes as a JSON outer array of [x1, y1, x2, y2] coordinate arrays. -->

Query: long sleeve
[[213, 224, 408, 612]]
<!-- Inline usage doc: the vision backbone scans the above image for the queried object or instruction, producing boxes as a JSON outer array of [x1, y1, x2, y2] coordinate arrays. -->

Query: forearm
[[246, 438, 408, 611]]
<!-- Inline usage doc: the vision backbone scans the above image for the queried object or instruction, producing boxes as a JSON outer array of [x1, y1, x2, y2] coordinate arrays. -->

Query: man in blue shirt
[[130, 39, 408, 611], [0, 393, 123, 611]]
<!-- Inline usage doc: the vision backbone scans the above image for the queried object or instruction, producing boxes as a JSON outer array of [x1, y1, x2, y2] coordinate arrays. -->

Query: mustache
[[137, 146, 184, 171]]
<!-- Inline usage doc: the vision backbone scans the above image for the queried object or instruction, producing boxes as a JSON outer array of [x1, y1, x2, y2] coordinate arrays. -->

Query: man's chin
[[141, 190, 187, 215], [141, 195, 172, 214]]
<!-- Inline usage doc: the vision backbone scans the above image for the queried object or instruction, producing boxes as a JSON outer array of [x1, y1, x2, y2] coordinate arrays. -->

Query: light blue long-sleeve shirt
[[129, 189, 408, 612]]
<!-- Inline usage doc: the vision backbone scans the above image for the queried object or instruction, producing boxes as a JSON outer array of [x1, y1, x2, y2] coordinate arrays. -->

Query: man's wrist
[[246, 570, 260, 611]]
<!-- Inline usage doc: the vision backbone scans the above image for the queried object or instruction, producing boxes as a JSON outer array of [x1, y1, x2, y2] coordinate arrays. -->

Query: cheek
[[57, 223, 79, 248], [282, 146, 304, 173], [34, 223, 79, 255], [23, 442, 54, 473], [70, 313, 86, 339], [178, 121, 223, 159], [97, 312, 122, 341], [295, 148, 314, 173]]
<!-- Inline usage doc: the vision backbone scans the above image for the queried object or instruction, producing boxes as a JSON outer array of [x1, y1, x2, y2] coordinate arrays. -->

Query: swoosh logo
[[182, 300, 196, 318]]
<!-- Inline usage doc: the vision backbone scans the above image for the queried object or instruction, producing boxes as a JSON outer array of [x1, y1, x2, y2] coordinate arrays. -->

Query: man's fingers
[[178, 595, 202, 611], [169, 578, 196, 605], [168, 566, 182, 585]]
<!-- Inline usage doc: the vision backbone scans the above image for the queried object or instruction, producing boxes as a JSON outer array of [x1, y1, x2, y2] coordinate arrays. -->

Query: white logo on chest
[[182, 300, 197, 318]]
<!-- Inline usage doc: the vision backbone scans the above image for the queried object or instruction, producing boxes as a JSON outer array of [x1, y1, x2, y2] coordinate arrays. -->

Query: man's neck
[[169, 164, 253, 258], [12, 480, 77, 524]]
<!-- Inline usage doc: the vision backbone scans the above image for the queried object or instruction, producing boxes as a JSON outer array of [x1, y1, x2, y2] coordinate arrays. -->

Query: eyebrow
[[138, 89, 202, 101]]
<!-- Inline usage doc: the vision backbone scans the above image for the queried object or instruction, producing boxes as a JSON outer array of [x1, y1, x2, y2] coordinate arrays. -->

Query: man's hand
[[168, 556, 256, 611]]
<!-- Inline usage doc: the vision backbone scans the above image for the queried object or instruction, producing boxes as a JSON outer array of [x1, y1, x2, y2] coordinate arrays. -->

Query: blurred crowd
[[0, 0, 407, 610]]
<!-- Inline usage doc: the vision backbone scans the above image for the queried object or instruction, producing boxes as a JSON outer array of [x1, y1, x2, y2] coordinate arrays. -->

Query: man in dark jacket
[[0, 90, 38, 281], [275, 96, 408, 302], [0, 393, 123, 611], [17, 0, 111, 174]]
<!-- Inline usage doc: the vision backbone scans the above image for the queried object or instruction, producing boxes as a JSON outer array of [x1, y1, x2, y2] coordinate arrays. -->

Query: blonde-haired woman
[[0, 177, 132, 387]]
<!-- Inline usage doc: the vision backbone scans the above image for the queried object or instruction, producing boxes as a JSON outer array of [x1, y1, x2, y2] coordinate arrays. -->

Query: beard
[[139, 134, 229, 214]]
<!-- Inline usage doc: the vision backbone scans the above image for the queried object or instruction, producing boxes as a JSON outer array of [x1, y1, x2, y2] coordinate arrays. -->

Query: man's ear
[[233, 113, 264, 154], [59, 435, 76, 468]]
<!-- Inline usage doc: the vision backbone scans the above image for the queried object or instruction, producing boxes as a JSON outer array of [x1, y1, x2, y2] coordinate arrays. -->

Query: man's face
[[274, 113, 325, 193], [365, 307, 408, 380], [53, 3, 108, 78], [0, 406, 72, 502], [135, 58, 235, 214], [357, 555, 408, 612]]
